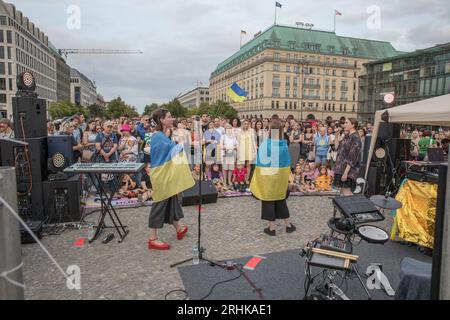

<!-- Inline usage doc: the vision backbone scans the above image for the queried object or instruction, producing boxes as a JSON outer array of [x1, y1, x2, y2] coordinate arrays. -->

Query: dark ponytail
[[151, 108, 169, 132]]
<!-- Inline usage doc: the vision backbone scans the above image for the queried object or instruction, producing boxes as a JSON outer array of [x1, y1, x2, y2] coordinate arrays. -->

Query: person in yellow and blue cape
[[147, 109, 195, 250], [250, 119, 296, 236]]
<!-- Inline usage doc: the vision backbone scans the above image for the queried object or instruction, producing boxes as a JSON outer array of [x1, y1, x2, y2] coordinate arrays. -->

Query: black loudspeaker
[[377, 122, 401, 140], [0, 137, 48, 183], [431, 164, 448, 299], [363, 135, 372, 165], [181, 180, 218, 206], [12, 96, 47, 139], [47, 135, 75, 175], [43, 175, 82, 223], [17, 181, 45, 222], [367, 165, 383, 196]]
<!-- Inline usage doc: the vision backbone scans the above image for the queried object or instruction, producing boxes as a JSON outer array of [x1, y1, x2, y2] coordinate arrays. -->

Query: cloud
[[10, 0, 450, 113]]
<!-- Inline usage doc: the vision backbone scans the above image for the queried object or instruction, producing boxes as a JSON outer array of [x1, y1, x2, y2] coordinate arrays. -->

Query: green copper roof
[[212, 24, 402, 77], [364, 42, 450, 66]]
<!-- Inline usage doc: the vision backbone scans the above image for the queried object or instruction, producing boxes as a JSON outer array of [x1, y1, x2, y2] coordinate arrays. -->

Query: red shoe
[[177, 226, 188, 240], [148, 239, 170, 250]]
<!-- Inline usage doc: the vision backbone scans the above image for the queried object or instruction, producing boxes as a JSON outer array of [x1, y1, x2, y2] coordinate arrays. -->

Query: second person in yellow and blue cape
[[147, 108, 195, 251], [250, 119, 296, 236]]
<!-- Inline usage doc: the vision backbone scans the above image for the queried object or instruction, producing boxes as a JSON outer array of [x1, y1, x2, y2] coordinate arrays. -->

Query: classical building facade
[[358, 43, 450, 123], [210, 24, 402, 121], [0, 0, 57, 118], [178, 86, 210, 108], [70, 68, 97, 107]]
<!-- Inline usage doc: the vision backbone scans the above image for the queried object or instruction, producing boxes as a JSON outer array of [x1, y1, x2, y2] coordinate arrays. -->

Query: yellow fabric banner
[[395, 179, 438, 248]]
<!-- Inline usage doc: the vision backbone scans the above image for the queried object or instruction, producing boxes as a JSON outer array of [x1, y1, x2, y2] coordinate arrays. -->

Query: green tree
[[48, 101, 86, 120], [87, 104, 106, 119], [211, 100, 238, 120], [143, 103, 159, 116], [162, 99, 188, 118], [106, 97, 139, 119]]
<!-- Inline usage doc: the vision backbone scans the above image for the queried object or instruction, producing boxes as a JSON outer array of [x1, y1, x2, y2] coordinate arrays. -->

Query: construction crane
[[58, 49, 143, 58]]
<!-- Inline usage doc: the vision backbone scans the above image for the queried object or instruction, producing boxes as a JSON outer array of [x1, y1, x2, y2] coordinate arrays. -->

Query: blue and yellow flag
[[150, 132, 195, 202], [250, 138, 291, 201], [227, 82, 248, 103]]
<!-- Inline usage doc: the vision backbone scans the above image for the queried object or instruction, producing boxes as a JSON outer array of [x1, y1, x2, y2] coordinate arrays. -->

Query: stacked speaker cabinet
[[43, 175, 82, 224], [12, 96, 47, 139]]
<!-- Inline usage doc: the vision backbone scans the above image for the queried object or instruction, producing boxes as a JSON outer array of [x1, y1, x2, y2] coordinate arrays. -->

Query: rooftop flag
[[335, 10, 342, 16], [276, 2, 282, 8], [227, 82, 248, 103]]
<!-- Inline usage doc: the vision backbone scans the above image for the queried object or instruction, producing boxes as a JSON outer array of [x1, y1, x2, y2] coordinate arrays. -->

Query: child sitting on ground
[[232, 163, 248, 192], [315, 166, 332, 192], [119, 174, 137, 198], [192, 164, 205, 181], [137, 163, 152, 203], [301, 163, 317, 193], [289, 164, 303, 192], [207, 163, 226, 192]]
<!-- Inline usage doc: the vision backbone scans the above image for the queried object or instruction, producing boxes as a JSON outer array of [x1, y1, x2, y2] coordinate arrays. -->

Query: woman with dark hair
[[333, 118, 362, 196], [301, 125, 314, 161], [147, 109, 195, 250], [250, 119, 296, 236], [255, 120, 265, 147]]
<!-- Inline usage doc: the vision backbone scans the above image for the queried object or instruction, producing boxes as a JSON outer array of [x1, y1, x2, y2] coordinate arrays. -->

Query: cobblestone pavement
[[21, 196, 394, 300]]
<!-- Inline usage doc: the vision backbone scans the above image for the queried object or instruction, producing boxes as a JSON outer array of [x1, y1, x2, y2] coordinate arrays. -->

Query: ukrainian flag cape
[[150, 132, 195, 202], [250, 138, 291, 201]]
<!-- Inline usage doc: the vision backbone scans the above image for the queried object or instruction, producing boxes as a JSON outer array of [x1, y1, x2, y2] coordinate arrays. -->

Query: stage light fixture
[[17, 71, 36, 93]]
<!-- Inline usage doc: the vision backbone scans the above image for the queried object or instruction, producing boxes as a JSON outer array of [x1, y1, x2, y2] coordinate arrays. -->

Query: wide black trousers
[[261, 199, 290, 222], [148, 195, 184, 229]]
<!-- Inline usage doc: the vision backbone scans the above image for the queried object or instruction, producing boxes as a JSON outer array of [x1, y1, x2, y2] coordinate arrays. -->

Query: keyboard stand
[[89, 172, 129, 243]]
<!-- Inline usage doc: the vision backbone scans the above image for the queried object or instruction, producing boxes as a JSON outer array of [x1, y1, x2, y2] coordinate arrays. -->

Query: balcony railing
[[272, 81, 281, 87], [340, 86, 349, 91], [303, 95, 321, 100], [303, 84, 321, 89]]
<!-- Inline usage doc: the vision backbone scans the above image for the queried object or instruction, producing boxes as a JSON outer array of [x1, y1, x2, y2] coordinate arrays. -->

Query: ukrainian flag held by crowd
[[150, 131, 195, 202], [250, 138, 291, 201], [227, 82, 248, 103]]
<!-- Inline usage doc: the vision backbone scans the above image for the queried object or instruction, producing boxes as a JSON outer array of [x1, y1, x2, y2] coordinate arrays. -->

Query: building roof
[[179, 86, 209, 99], [364, 42, 450, 66], [212, 24, 403, 77], [70, 68, 96, 89]]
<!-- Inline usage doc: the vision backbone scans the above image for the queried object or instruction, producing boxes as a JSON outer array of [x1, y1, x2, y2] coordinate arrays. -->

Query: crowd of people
[[41, 112, 450, 201]]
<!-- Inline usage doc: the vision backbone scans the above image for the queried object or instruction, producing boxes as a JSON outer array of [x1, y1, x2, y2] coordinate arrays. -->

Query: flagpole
[[274, 4, 277, 25], [334, 11, 336, 33]]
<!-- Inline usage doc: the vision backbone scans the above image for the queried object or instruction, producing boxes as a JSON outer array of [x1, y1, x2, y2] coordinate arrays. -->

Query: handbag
[[82, 149, 94, 163]]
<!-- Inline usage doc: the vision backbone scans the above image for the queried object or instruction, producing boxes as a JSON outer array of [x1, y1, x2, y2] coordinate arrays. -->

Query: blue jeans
[[315, 154, 327, 165]]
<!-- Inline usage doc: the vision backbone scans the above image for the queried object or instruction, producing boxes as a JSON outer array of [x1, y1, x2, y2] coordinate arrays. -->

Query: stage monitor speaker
[[47, 135, 75, 175], [182, 180, 218, 207], [17, 181, 45, 222], [43, 175, 82, 223], [12, 96, 47, 139]]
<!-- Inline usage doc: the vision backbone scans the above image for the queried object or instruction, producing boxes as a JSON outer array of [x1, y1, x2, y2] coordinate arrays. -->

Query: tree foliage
[[105, 96, 139, 119], [143, 103, 159, 116], [48, 101, 87, 120], [187, 100, 237, 120]]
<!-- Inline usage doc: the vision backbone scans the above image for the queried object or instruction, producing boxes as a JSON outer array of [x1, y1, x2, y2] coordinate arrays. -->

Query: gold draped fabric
[[395, 179, 438, 248]]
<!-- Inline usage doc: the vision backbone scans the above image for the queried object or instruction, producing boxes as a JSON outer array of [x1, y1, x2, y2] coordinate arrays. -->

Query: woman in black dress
[[147, 109, 195, 250]]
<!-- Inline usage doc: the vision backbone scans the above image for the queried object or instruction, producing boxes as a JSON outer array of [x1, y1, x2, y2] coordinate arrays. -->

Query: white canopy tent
[[364, 93, 450, 299], [365, 93, 450, 179]]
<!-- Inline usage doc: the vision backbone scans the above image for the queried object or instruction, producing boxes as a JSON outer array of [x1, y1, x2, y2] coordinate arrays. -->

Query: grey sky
[[12, 0, 450, 112]]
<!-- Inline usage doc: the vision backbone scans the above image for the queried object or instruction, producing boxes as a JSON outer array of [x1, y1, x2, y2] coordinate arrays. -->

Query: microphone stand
[[171, 121, 224, 269]]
